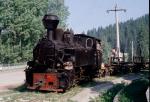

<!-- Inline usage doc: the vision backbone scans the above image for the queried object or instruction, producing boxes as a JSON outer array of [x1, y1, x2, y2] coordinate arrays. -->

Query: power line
[[107, 4, 126, 57]]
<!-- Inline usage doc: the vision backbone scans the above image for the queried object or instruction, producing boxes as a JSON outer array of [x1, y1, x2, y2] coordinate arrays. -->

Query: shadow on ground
[[9, 71, 148, 94]]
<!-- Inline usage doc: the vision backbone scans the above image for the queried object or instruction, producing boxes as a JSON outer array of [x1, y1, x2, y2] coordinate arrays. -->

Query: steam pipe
[[42, 14, 59, 41], [47, 29, 53, 40]]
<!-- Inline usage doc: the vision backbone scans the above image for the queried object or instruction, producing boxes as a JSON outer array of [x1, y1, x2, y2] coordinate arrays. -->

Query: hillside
[[87, 14, 149, 62]]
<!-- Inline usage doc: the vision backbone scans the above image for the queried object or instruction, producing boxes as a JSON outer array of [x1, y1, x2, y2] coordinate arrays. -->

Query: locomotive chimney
[[42, 14, 59, 40]]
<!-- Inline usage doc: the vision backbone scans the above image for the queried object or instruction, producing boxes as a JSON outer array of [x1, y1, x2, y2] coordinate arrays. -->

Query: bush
[[119, 78, 149, 102]]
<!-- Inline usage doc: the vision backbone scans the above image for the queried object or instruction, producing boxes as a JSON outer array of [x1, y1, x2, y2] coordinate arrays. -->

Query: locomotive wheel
[[109, 69, 114, 75], [105, 68, 111, 76], [59, 77, 69, 92], [132, 66, 141, 73], [63, 78, 69, 92], [59, 74, 68, 88], [86, 76, 93, 82], [99, 69, 105, 77]]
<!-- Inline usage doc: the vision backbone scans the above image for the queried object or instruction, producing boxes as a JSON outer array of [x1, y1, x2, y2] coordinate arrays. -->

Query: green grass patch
[[139, 70, 149, 79], [90, 83, 125, 102], [14, 84, 27, 92], [119, 78, 149, 102], [0, 76, 118, 102], [0, 84, 82, 102]]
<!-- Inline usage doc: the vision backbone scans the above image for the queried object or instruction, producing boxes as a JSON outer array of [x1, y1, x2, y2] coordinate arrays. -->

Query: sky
[[65, 0, 149, 33]]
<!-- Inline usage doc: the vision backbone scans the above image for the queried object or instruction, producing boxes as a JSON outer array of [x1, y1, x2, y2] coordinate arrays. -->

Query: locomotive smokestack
[[42, 14, 59, 40]]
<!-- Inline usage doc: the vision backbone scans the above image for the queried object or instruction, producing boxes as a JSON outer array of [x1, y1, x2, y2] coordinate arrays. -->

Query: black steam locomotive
[[25, 14, 102, 92]]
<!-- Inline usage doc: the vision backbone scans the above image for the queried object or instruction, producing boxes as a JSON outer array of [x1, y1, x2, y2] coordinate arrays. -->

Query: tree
[[47, 0, 69, 28], [87, 14, 149, 62], [0, 0, 69, 64]]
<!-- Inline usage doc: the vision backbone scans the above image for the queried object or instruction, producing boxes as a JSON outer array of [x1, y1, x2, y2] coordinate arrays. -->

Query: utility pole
[[107, 4, 126, 57], [131, 41, 134, 62]]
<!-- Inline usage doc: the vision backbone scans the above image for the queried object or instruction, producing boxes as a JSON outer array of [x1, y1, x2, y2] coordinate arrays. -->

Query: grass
[[90, 83, 125, 102], [1, 72, 147, 102], [89, 71, 149, 102], [119, 78, 149, 102], [0, 84, 82, 102], [0, 76, 118, 102], [100, 84, 125, 102], [138, 70, 149, 79]]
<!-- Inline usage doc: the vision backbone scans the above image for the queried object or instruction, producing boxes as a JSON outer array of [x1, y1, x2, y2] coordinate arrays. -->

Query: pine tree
[[87, 14, 149, 62]]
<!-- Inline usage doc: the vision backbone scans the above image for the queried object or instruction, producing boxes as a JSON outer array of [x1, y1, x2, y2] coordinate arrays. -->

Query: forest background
[[0, 0, 149, 64]]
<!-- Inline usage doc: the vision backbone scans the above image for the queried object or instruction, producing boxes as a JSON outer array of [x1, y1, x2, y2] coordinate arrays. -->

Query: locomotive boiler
[[25, 14, 102, 92]]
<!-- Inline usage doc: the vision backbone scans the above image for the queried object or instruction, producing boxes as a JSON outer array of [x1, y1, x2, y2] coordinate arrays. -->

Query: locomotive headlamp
[[63, 62, 73, 70]]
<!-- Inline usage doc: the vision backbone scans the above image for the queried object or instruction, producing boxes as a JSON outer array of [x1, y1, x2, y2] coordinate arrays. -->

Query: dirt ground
[[0, 70, 142, 102], [0, 69, 25, 92], [70, 73, 141, 102]]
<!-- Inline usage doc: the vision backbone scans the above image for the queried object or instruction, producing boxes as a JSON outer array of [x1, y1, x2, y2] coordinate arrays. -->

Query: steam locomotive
[[25, 14, 102, 92]]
